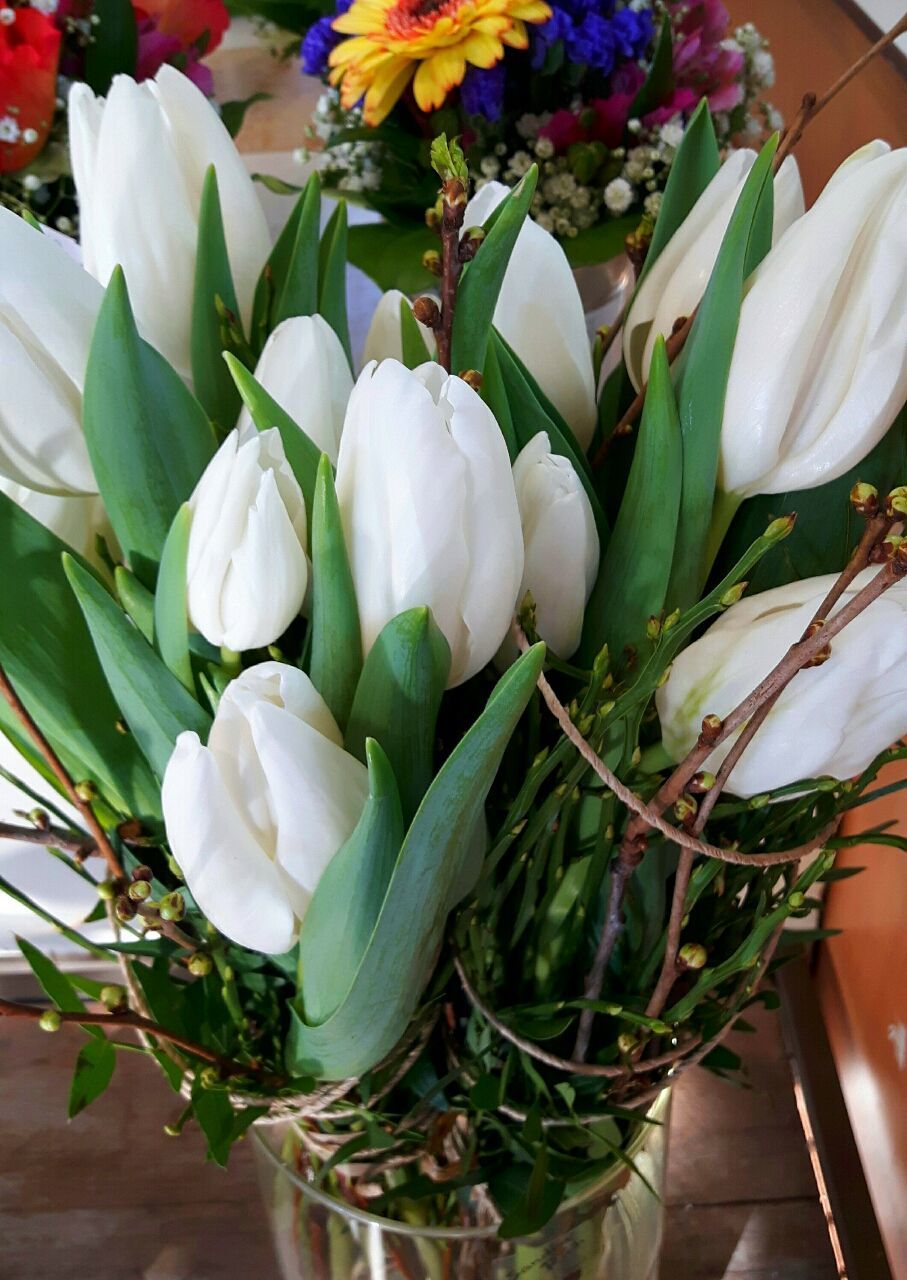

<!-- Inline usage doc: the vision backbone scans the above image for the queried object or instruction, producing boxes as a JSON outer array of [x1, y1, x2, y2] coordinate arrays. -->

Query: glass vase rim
[[251, 1086, 670, 1242]]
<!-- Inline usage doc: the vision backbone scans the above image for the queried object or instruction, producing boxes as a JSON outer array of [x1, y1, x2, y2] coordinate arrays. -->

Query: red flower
[[133, 0, 230, 56], [0, 8, 62, 174]]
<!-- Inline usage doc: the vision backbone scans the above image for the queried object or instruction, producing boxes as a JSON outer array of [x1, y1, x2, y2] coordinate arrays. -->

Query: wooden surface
[[0, 1005, 836, 1279]]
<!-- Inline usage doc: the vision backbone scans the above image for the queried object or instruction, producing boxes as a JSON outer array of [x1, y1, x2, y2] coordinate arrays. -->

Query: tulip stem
[[0, 661, 125, 884], [220, 646, 242, 677]]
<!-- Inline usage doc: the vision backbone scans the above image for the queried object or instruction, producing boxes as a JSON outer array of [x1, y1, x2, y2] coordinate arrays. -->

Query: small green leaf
[[308, 455, 362, 731], [318, 201, 352, 366], [192, 1082, 236, 1167], [115, 566, 154, 643], [16, 937, 101, 1037], [579, 336, 681, 664], [154, 505, 194, 694], [83, 269, 217, 584], [299, 739, 404, 1025], [451, 166, 539, 373], [667, 136, 778, 609], [630, 14, 674, 119], [69, 1039, 116, 1119], [225, 353, 322, 518], [639, 99, 720, 286], [399, 297, 433, 369], [430, 133, 468, 184], [64, 555, 211, 779], [253, 172, 321, 339], [83, 0, 137, 94], [220, 92, 270, 138], [345, 607, 451, 822], [286, 642, 546, 1080], [191, 167, 243, 429]]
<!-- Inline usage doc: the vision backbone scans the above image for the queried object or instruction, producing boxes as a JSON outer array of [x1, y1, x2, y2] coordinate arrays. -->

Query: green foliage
[[192, 167, 244, 429], [220, 93, 270, 139], [318, 202, 353, 364], [252, 173, 321, 343], [347, 222, 438, 294], [83, 0, 137, 94], [308, 455, 362, 731], [430, 133, 469, 184], [83, 269, 217, 585], [154, 505, 194, 695], [639, 99, 719, 285], [629, 14, 674, 119]]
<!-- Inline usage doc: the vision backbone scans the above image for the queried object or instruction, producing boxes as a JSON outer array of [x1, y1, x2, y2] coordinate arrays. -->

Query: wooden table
[[0, 1004, 835, 1279]]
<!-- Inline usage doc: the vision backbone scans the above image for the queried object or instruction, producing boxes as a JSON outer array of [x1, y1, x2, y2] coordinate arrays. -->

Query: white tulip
[[162, 663, 368, 953], [463, 182, 598, 450], [186, 425, 308, 652], [336, 359, 524, 687], [69, 65, 271, 383], [622, 151, 804, 392], [362, 289, 437, 366], [512, 432, 599, 659], [237, 315, 353, 465], [656, 569, 907, 797], [0, 477, 113, 565], [719, 142, 907, 498], [0, 206, 101, 496]]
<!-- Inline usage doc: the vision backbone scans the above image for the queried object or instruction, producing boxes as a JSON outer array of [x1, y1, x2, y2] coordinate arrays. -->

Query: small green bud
[[421, 249, 442, 277], [592, 644, 610, 675], [602, 1002, 622, 1016], [645, 616, 661, 641], [163, 1123, 182, 1138], [27, 808, 49, 829], [749, 793, 770, 810], [100, 985, 125, 1011], [127, 879, 152, 902], [617, 1032, 636, 1055], [657, 664, 673, 688], [115, 895, 137, 923], [115, 718, 129, 735], [764, 514, 796, 541], [167, 855, 184, 881], [199, 1066, 221, 1089], [886, 486, 907, 518], [39, 1009, 62, 1032], [678, 942, 708, 970], [597, 699, 616, 718], [188, 953, 214, 977], [97, 879, 116, 902], [849, 481, 879, 516], [689, 770, 717, 793], [788, 891, 805, 909], [577, 714, 594, 736], [662, 609, 681, 632], [74, 779, 97, 803], [631, 746, 642, 768], [673, 793, 697, 824], [159, 892, 185, 922], [720, 581, 747, 608], [266, 644, 284, 661]]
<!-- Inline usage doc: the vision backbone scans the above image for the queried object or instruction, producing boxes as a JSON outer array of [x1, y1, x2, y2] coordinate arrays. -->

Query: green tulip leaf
[[252, 172, 320, 343], [318, 200, 352, 366], [630, 14, 674, 119], [299, 739, 405, 1025], [579, 336, 681, 665], [308, 455, 362, 732], [225, 352, 322, 518], [83, 0, 137, 94], [154, 504, 194, 695], [399, 297, 433, 369], [480, 338, 518, 460], [286, 641, 546, 1080], [666, 135, 777, 610], [0, 494, 158, 817], [345, 607, 451, 823], [451, 165, 538, 373], [83, 268, 217, 586], [191, 166, 244, 430], [64, 555, 211, 780], [115, 566, 154, 643]]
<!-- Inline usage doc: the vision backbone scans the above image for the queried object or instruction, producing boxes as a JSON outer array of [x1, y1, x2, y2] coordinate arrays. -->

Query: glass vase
[[252, 1089, 670, 1280]]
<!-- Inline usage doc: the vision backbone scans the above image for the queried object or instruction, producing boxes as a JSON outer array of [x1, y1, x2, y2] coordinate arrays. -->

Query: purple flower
[[611, 7, 654, 59], [531, 7, 572, 69], [566, 13, 617, 74], [301, 0, 353, 77], [461, 63, 506, 121]]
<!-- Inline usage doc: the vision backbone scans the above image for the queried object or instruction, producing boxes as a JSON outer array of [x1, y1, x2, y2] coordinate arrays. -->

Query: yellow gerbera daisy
[[328, 0, 552, 126]]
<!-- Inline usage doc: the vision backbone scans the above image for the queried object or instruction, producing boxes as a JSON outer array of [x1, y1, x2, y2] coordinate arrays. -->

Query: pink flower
[[668, 0, 745, 114]]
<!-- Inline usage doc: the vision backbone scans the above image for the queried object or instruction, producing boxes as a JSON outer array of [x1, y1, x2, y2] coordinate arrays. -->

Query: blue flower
[[301, 0, 353, 77], [611, 7, 654, 59], [461, 63, 506, 121], [566, 12, 617, 74], [531, 6, 572, 69]]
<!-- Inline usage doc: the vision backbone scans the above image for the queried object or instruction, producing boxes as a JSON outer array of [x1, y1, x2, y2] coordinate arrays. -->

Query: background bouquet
[[300, 0, 780, 280], [0, 19, 906, 1275], [0, 0, 231, 234]]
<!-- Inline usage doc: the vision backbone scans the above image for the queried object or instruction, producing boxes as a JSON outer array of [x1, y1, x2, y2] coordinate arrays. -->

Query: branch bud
[[850, 481, 879, 517], [188, 953, 214, 977], [678, 942, 708, 970], [97, 879, 116, 901], [689, 771, 717, 794], [673, 793, 698, 825], [617, 1032, 637, 1055], [421, 249, 443, 277], [132, 864, 153, 883], [159, 892, 185, 922], [430, 134, 469, 186], [886, 486, 907, 518], [788, 891, 805, 909], [27, 808, 49, 830], [720, 581, 747, 608], [459, 369, 483, 391], [74, 779, 97, 803], [699, 713, 723, 744], [115, 895, 137, 922], [100, 985, 125, 1011], [199, 1066, 222, 1090], [412, 295, 441, 329], [127, 879, 152, 902], [425, 200, 442, 232], [764, 514, 796, 542], [39, 1009, 62, 1033]]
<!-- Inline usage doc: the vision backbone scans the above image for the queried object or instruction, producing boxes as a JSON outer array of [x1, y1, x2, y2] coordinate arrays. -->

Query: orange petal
[[413, 47, 467, 111], [363, 56, 416, 125]]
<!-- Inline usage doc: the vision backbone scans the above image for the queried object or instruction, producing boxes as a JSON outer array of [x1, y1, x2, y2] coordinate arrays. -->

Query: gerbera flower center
[[386, 0, 465, 38]]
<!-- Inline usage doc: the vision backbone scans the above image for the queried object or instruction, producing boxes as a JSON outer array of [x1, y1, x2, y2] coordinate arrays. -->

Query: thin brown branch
[[774, 15, 907, 171], [434, 178, 467, 372], [0, 662, 125, 883], [0, 995, 272, 1082], [0, 821, 93, 857]]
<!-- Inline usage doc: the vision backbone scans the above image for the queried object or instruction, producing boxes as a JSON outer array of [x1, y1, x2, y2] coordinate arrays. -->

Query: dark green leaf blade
[[286, 642, 546, 1080], [639, 99, 720, 285], [451, 166, 539, 373], [69, 1039, 116, 1119], [629, 14, 674, 119], [345, 607, 451, 823], [273, 173, 321, 329], [83, 0, 137, 94], [299, 739, 404, 1025], [318, 201, 352, 365], [308, 455, 362, 731], [83, 269, 217, 583], [64, 555, 211, 779], [191, 166, 243, 430]]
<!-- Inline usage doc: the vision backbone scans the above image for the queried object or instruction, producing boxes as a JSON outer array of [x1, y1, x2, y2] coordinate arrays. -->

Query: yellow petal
[[502, 19, 528, 48], [463, 31, 504, 67], [413, 47, 467, 111], [363, 56, 415, 125]]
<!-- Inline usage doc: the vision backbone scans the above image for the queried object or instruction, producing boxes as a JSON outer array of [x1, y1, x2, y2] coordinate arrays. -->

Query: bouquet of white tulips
[[1, 39, 906, 1269]]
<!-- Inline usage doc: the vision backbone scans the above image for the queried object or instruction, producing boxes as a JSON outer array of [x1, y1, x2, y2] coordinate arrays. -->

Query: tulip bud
[[0, 207, 103, 496], [162, 663, 369, 953], [237, 316, 353, 466], [720, 142, 907, 499], [362, 290, 438, 366], [185, 425, 308, 652], [69, 66, 271, 384], [623, 151, 805, 391], [335, 360, 524, 687], [509, 433, 600, 660], [657, 568, 907, 796], [462, 182, 598, 448]]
